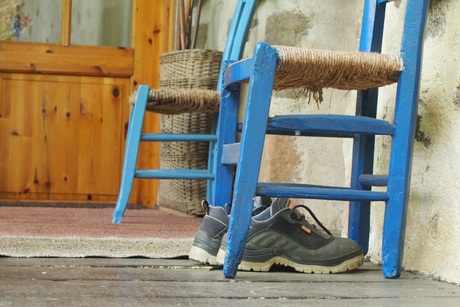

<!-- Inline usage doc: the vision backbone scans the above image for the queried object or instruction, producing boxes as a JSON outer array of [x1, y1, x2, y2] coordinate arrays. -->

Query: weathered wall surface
[[370, 0, 460, 285], [200, 0, 460, 284]]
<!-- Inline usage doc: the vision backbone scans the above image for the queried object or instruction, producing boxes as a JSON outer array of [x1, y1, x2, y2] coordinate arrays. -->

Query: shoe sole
[[217, 250, 364, 273], [189, 246, 219, 265]]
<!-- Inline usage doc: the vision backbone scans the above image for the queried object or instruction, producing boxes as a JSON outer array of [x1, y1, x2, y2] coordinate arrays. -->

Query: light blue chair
[[112, 0, 260, 223], [216, 0, 430, 278]]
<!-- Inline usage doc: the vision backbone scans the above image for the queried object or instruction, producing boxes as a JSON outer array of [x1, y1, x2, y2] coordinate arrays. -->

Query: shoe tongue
[[252, 198, 290, 222], [270, 198, 290, 216]]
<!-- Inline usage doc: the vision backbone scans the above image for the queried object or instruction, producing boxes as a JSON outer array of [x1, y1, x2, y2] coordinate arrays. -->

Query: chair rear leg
[[348, 89, 379, 253], [381, 0, 429, 278], [382, 82, 419, 278], [206, 113, 219, 204], [213, 61, 242, 207]]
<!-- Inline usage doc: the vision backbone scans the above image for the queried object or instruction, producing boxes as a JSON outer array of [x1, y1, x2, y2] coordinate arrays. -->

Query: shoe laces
[[201, 197, 270, 216], [290, 204, 332, 236]]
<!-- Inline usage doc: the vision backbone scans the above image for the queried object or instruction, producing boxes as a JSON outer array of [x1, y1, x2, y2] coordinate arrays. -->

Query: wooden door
[[0, 0, 174, 206]]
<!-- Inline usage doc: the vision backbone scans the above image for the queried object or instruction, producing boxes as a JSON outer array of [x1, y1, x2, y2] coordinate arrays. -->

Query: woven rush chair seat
[[141, 88, 220, 114], [273, 46, 403, 101]]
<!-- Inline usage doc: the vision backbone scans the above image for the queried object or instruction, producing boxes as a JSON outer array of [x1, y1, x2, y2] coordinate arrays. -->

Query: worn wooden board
[[0, 258, 458, 306], [0, 74, 127, 201]]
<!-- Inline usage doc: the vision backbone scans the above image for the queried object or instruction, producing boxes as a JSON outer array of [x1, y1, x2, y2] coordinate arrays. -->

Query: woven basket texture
[[158, 49, 223, 216]]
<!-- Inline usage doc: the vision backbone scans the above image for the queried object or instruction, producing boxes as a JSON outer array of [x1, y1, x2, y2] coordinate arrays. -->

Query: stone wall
[[200, 0, 460, 285]]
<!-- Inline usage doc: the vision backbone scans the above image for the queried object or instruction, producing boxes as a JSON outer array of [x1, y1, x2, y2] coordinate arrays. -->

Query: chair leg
[[213, 61, 241, 208], [381, 0, 429, 278], [223, 43, 278, 278], [349, 135, 372, 253], [382, 129, 413, 278], [206, 113, 219, 204], [381, 82, 418, 278], [112, 86, 150, 223], [348, 89, 378, 253]]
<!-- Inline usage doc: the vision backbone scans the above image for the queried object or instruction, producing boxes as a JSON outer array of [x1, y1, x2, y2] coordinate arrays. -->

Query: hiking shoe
[[189, 197, 273, 265], [216, 200, 364, 273], [189, 200, 231, 265]]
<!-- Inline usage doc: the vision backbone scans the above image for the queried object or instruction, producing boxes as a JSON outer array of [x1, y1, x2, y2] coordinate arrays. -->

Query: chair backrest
[[356, 0, 429, 117], [349, 0, 430, 256], [207, 0, 259, 203], [351, 0, 430, 277], [217, 0, 259, 90]]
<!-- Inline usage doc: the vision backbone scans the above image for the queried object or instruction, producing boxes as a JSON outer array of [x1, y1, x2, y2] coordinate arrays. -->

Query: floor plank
[[0, 258, 458, 306]]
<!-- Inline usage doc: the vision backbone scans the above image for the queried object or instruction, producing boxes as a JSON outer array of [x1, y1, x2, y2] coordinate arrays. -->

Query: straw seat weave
[[141, 88, 220, 114], [274, 46, 403, 102]]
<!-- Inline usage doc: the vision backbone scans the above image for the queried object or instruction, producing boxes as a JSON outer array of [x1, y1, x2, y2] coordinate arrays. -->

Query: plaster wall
[[201, 0, 460, 285]]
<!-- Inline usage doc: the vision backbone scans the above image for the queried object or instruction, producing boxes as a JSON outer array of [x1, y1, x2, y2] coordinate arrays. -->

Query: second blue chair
[[112, 0, 260, 223]]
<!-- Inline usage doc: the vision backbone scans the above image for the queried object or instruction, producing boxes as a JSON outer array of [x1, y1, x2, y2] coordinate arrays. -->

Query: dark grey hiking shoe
[[189, 197, 273, 265], [189, 200, 231, 265], [216, 200, 364, 273]]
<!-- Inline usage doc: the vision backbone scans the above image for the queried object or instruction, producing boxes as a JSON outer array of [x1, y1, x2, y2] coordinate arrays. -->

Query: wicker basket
[[158, 49, 223, 216]]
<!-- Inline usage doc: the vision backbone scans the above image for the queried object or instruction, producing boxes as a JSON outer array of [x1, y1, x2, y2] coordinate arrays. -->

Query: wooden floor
[[1, 258, 459, 306]]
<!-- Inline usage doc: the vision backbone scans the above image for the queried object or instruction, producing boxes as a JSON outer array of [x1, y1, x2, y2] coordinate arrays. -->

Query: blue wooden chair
[[216, 0, 430, 278], [112, 0, 259, 223]]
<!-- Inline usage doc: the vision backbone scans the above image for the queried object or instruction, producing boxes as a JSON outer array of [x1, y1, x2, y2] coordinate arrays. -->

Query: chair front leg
[[112, 86, 149, 223], [224, 43, 278, 278]]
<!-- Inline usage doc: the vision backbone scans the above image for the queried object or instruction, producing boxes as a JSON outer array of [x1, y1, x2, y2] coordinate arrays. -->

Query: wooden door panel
[[0, 0, 174, 206], [0, 43, 134, 76], [0, 73, 128, 201]]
